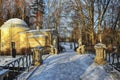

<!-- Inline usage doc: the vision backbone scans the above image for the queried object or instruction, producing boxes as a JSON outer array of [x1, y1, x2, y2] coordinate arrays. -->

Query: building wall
[[1, 27, 27, 55], [0, 26, 54, 55]]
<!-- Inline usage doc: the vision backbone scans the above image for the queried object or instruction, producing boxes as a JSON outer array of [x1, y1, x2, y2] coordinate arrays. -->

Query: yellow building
[[0, 18, 30, 55], [26, 30, 47, 47], [0, 18, 57, 55]]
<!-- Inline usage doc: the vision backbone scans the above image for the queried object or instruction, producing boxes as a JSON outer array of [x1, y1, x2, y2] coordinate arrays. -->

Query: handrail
[[106, 50, 120, 72], [2, 55, 32, 71]]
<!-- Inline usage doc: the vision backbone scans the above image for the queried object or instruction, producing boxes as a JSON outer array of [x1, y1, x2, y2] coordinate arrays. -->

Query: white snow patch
[[80, 63, 113, 80]]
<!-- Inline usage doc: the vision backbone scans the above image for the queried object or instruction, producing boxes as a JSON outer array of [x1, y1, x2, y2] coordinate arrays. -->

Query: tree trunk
[[91, 32, 95, 45]]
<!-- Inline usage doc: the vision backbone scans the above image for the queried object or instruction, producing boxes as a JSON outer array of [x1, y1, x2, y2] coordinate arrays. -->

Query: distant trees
[[0, 0, 45, 29], [62, 0, 120, 45], [30, 0, 45, 29], [0, 0, 25, 20], [0, 0, 120, 45], [0, 0, 4, 26], [43, 0, 120, 45], [100, 0, 119, 45], [0, 0, 27, 24], [44, 0, 63, 29]]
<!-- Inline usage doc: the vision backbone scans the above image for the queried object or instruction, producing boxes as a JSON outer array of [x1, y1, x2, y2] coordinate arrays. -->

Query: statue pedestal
[[50, 45, 58, 54], [33, 48, 42, 66], [77, 45, 85, 54], [94, 43, 106, 64]]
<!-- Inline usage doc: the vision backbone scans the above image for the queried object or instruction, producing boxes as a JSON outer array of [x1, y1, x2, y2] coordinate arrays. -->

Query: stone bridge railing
[[94, 43, 120, 72]]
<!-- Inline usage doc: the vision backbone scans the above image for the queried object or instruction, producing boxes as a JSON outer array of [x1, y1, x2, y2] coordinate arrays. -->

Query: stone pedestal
[[94, 43, 106, 64], [77, 45, 85, 54], [33, 48, 42, 66], [50, 45, 57, 54]]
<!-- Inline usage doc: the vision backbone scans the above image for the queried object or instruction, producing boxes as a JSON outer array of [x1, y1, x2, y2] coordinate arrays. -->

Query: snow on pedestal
[[94, 43, 107, 64]]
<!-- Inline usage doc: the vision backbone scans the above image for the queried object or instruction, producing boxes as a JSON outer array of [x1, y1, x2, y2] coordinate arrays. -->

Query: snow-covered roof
[[26, 30, 40, 33], [39, 29, 55, 32], [0, 18, 29, 30], [28, 34, 46, 38], [26, 29, 55, 33]]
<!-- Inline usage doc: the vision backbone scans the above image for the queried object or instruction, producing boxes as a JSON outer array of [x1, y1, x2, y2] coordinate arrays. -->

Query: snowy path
[[27, 50, 119, 80], [15, 43, 120, 80]]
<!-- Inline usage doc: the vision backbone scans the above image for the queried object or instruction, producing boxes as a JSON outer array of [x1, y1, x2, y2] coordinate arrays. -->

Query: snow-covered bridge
[[17, 46, 120, 80]]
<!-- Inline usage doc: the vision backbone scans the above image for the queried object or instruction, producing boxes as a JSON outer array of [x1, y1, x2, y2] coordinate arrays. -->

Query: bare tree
[[30, 0, 44, 29], [44, 0, 63, 29], [0, 0, 4, 26], [62, 0, 117, 45]]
